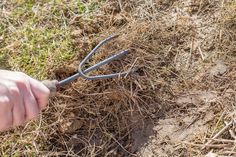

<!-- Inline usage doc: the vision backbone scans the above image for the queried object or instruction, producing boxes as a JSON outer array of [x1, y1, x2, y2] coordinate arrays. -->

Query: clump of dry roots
[[41, 0, 236, 156]]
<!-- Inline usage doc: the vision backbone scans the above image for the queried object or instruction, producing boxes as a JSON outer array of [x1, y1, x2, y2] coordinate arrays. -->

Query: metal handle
[[42, 80, 59, 95]]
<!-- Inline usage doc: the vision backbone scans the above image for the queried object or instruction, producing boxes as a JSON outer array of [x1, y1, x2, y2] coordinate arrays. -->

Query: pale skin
[[0, 70, 50, 131]]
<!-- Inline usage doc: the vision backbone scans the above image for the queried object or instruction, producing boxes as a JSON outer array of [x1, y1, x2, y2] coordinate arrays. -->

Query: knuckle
[[0, 84, 8, 93], [9, 86, 20, 95], [15, 79, 28, 89], [15, 72, 28, 83], [0, 96, 11, 106]]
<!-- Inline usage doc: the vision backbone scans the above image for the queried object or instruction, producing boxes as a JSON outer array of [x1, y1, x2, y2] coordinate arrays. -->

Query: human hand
[[0, 70, 50, 131]]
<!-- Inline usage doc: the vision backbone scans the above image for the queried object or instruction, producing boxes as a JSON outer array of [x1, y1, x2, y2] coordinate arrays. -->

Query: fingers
[[24, 94, 39, 121], [0, 95, 13, 131], [9, 86, 26, 126], [16, 80, 39, 121], [29, 77, 50, 110], [0, 110, 12, 131]]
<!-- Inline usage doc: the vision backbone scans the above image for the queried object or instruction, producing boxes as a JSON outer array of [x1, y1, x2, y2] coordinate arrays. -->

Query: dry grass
[[0, 0, 235, 156]]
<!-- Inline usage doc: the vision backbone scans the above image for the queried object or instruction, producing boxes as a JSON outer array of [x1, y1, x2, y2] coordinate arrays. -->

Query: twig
[[225, 121, 236, 139], [184, 142, 232, 148], [205, 138, 236, 144], [125, 57, 139, 78], [198, 46, 205, 60], [185, 115, 200, 129], [219, 151, 236, 155], [229, 129, 236, 140], [188, 38, 194, 68], [210, 111, 225, 139], [118, 0, 123, 11], [203, 120, 234, 149]]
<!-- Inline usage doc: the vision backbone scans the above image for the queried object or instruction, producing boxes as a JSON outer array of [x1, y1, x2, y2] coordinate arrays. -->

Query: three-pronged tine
[[58, 35, 129, 86]]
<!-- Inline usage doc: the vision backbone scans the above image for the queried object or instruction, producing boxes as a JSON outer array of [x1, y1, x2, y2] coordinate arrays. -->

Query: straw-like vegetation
[[0, 0, 235, 156]]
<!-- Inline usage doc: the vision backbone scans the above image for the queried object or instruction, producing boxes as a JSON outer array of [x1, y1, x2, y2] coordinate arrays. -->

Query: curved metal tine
[[80, 35, 118, 67], [85, 72, 128, 80], [58, 50, 128, 86], [78, 35, 129, 80], [78, 50, 129, 80], [82, 50, 128, 73]]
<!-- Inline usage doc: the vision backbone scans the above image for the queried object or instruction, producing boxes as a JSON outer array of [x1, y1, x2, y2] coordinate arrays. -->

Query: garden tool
[[42, 35, 129, 94]]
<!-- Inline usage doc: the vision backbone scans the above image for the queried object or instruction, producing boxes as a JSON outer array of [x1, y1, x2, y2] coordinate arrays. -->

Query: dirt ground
[[0, 0, 236, 156]]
